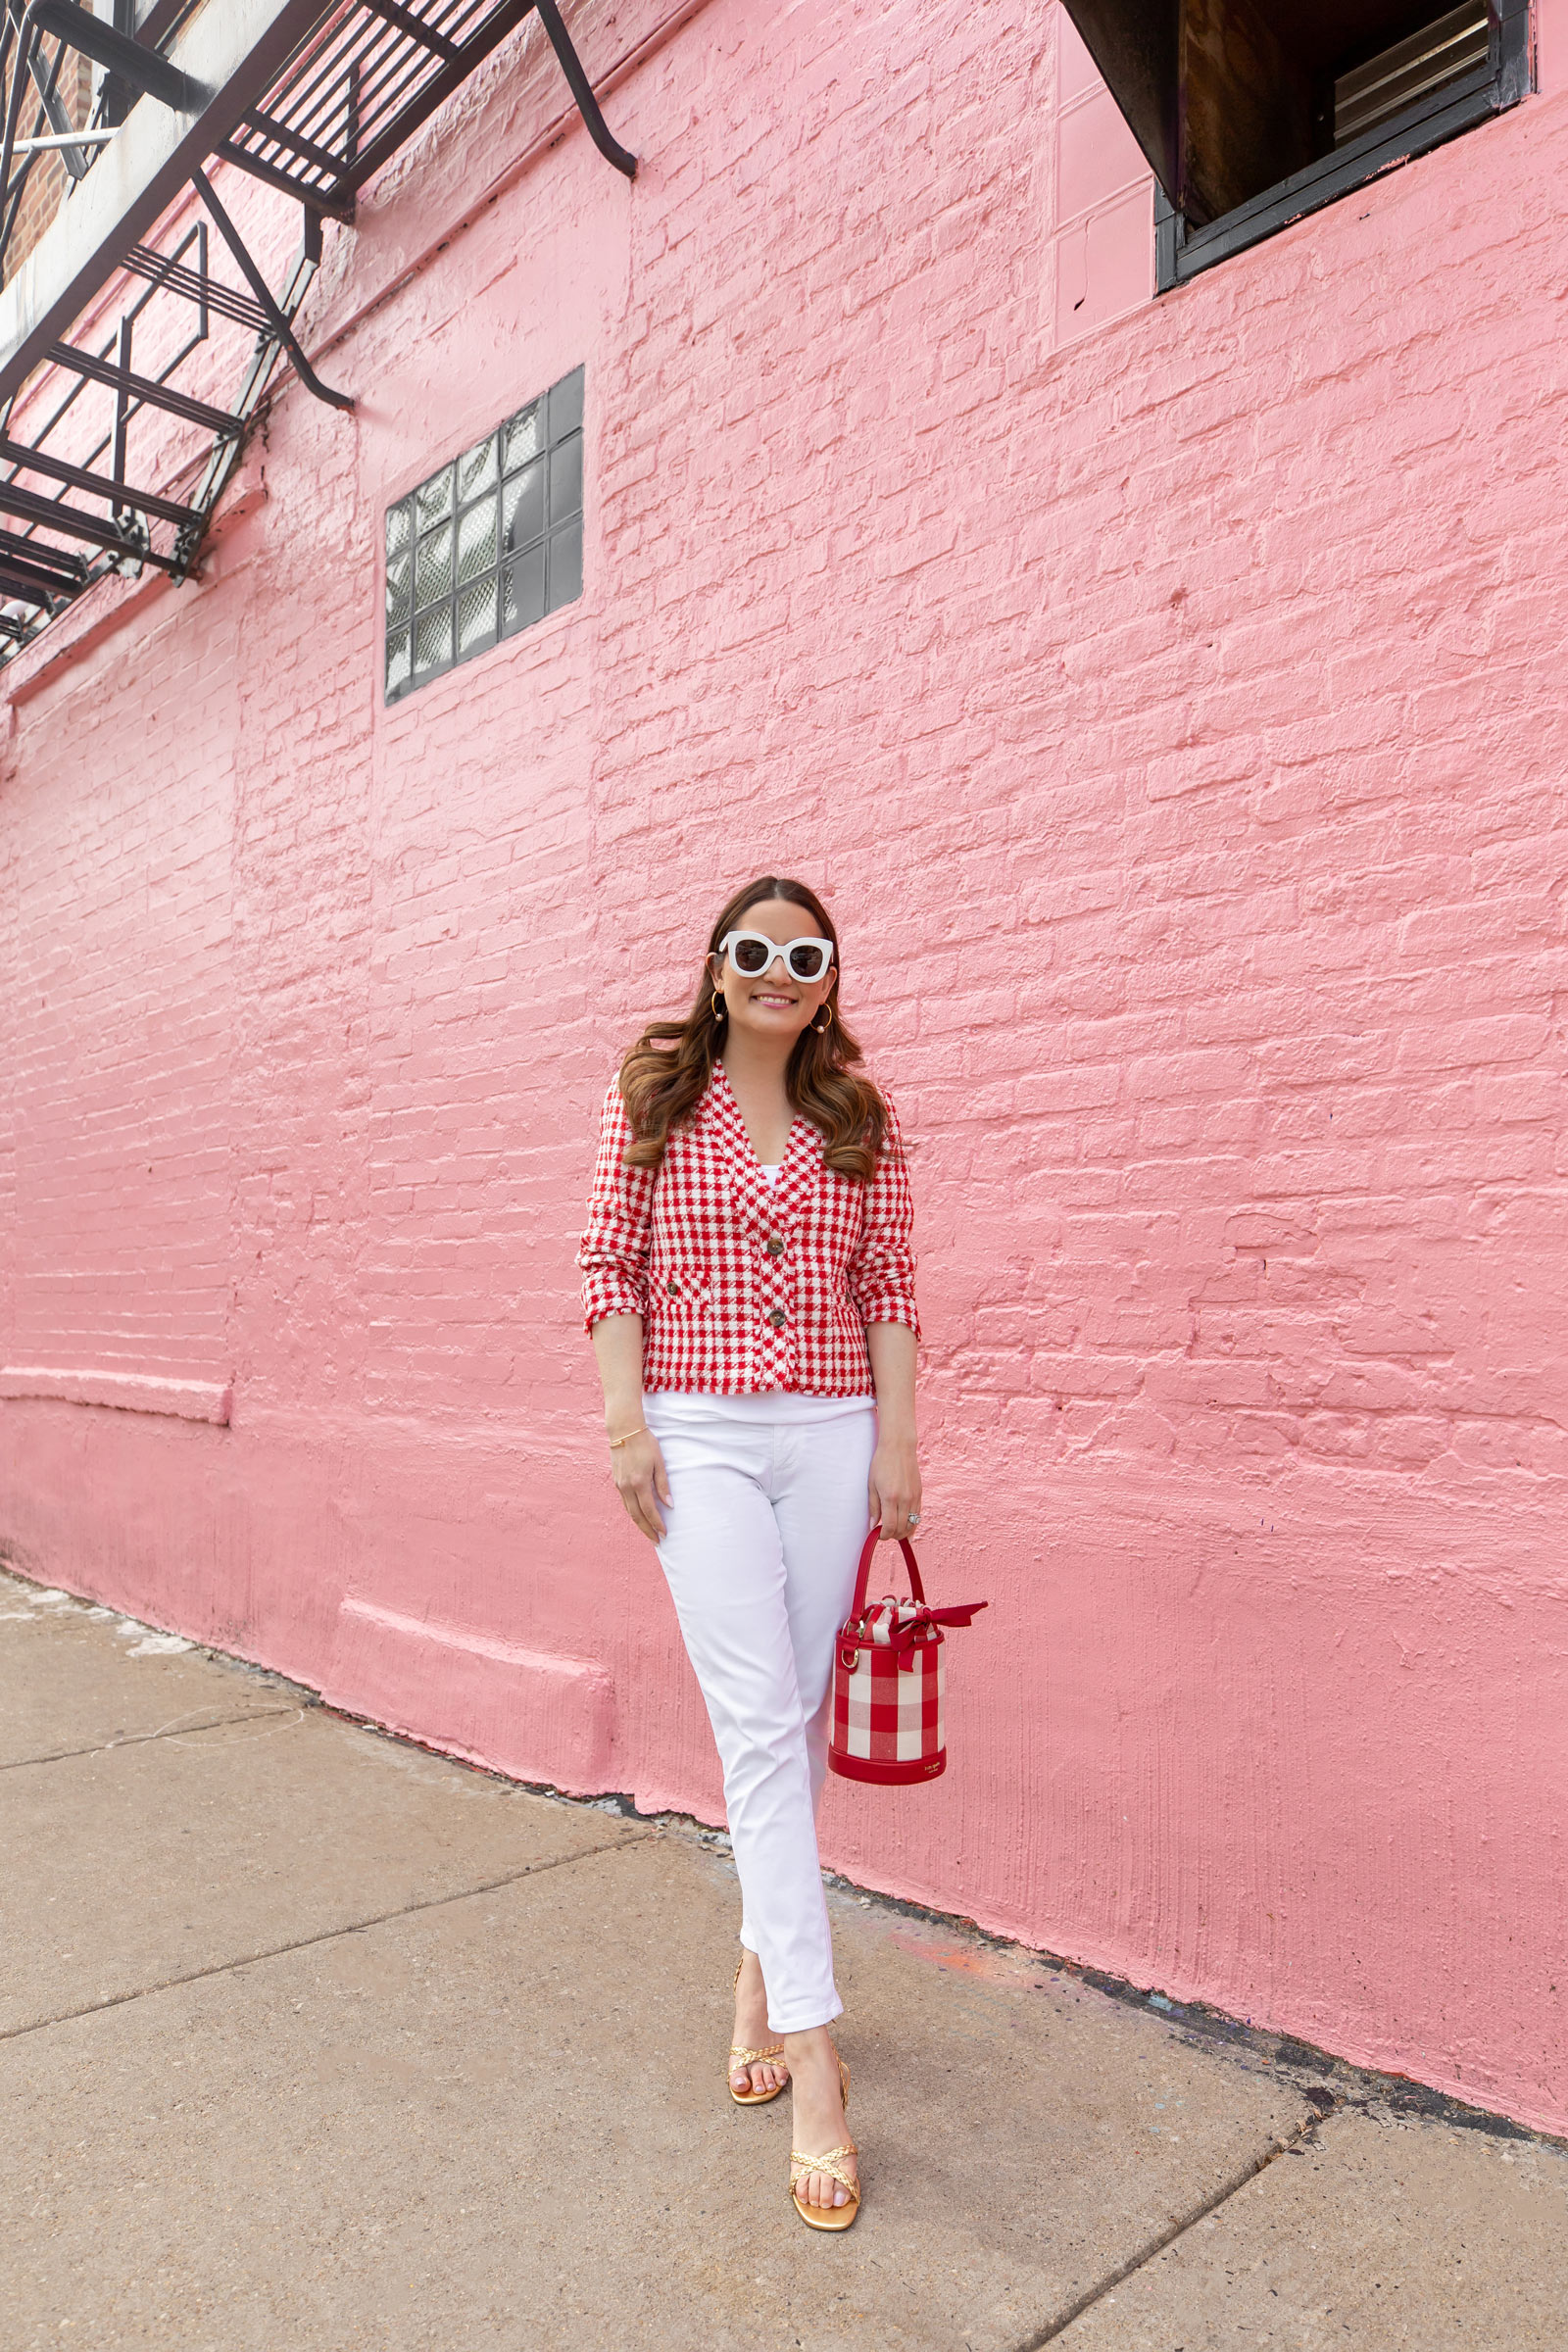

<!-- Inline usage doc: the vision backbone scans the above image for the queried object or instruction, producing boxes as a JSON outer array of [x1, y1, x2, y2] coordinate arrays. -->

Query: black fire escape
[[0, 0, 634, 662]]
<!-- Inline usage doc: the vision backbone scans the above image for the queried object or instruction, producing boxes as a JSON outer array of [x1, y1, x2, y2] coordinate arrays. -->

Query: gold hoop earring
[[813, 1007, 832, 1034], [711, 994, 727, 1022]]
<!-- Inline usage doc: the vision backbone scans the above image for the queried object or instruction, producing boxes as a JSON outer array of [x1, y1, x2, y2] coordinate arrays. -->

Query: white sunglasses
[[717, 929, 835, 983]]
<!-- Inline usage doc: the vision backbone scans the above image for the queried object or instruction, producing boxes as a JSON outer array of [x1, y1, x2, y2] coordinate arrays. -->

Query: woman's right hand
[[610, 1429, 671, 1543]]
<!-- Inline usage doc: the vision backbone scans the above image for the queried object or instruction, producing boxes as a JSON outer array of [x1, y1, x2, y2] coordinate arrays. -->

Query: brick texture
[[6, 51, 93, 279], [1, 0, 1565, 2133]]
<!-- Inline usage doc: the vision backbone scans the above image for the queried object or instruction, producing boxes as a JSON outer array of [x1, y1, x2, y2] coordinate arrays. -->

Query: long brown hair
[[618, 876, 888, 1180]]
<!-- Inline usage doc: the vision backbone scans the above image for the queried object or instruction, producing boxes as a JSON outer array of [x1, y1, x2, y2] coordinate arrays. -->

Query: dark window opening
[[384, 366, 584, 705], [1333, 8, 1493, 145], [1060, 1, 1529, 288]]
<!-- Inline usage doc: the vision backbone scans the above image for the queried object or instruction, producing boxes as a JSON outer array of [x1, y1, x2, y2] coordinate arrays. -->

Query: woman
[[578, 874, 921, 2231]]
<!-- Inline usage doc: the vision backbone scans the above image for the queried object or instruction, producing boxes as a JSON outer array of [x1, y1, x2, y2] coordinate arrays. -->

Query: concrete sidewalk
[[3, 1568, 1564, 2352]]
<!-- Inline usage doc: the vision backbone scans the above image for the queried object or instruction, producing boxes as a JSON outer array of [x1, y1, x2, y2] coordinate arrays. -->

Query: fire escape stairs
[[0, 0, 635, 662]]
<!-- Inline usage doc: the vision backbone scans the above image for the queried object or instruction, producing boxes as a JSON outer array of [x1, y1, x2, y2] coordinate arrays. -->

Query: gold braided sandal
[[789, 2141, 860, 2230], [790, 2054, 859, 2230], [729, 1954, 789, 2106]]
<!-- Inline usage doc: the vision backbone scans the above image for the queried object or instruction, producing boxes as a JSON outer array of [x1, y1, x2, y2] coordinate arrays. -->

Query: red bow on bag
[[828, 1527, 988, 1786], [884, 1599, 987, 1656]]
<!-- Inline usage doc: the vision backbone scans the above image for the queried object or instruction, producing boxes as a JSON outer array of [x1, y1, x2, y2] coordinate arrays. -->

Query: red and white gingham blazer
[[579, 1061, 919, 1396]]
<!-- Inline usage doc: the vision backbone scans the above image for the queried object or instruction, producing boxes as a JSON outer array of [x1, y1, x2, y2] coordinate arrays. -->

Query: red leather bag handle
[[850, 1524, 926, 1620]]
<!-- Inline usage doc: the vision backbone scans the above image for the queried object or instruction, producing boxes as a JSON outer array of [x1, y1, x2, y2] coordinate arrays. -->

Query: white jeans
[[645, 1392, 878, 2034]]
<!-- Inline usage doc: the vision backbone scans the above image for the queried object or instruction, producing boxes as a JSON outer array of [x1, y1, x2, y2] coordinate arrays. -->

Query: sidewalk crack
[[0, 1705, 302, 1774], [0, 1830, 656, 2043], [1011, 2101, 1337, 2349]]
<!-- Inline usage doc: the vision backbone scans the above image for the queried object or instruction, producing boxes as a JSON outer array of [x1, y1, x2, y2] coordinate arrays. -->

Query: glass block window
[[384, 365, 584, 703]]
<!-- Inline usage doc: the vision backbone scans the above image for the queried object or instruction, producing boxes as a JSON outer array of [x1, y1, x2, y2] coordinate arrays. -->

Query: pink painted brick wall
[[2, 0, 1566, 2132]]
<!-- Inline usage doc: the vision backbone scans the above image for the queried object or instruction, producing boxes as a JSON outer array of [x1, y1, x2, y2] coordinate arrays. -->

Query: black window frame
[[1156, 1, 1531, 289], [383, 365, 585, 707]]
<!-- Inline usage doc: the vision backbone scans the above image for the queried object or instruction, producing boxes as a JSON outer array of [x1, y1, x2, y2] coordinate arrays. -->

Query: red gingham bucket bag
[[828, 1527, 988, 1786]]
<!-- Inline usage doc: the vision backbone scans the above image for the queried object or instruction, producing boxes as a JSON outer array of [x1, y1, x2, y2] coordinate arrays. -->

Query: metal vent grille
[[1334, 4, 1491, 146]]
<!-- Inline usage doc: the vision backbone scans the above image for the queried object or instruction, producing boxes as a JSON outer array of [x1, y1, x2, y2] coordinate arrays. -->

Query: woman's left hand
[[868, 1434, 921, 1542]]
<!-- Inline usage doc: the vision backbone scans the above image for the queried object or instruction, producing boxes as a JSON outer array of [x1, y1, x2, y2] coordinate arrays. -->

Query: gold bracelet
[[608, 1425, 648, 1449]]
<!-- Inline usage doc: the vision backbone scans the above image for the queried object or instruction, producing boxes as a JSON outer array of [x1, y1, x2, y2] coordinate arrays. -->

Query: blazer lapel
[[703, 1063, 768, 1231], [769, 1114, 822, 1237], [705, 1061, 813, 1238]]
